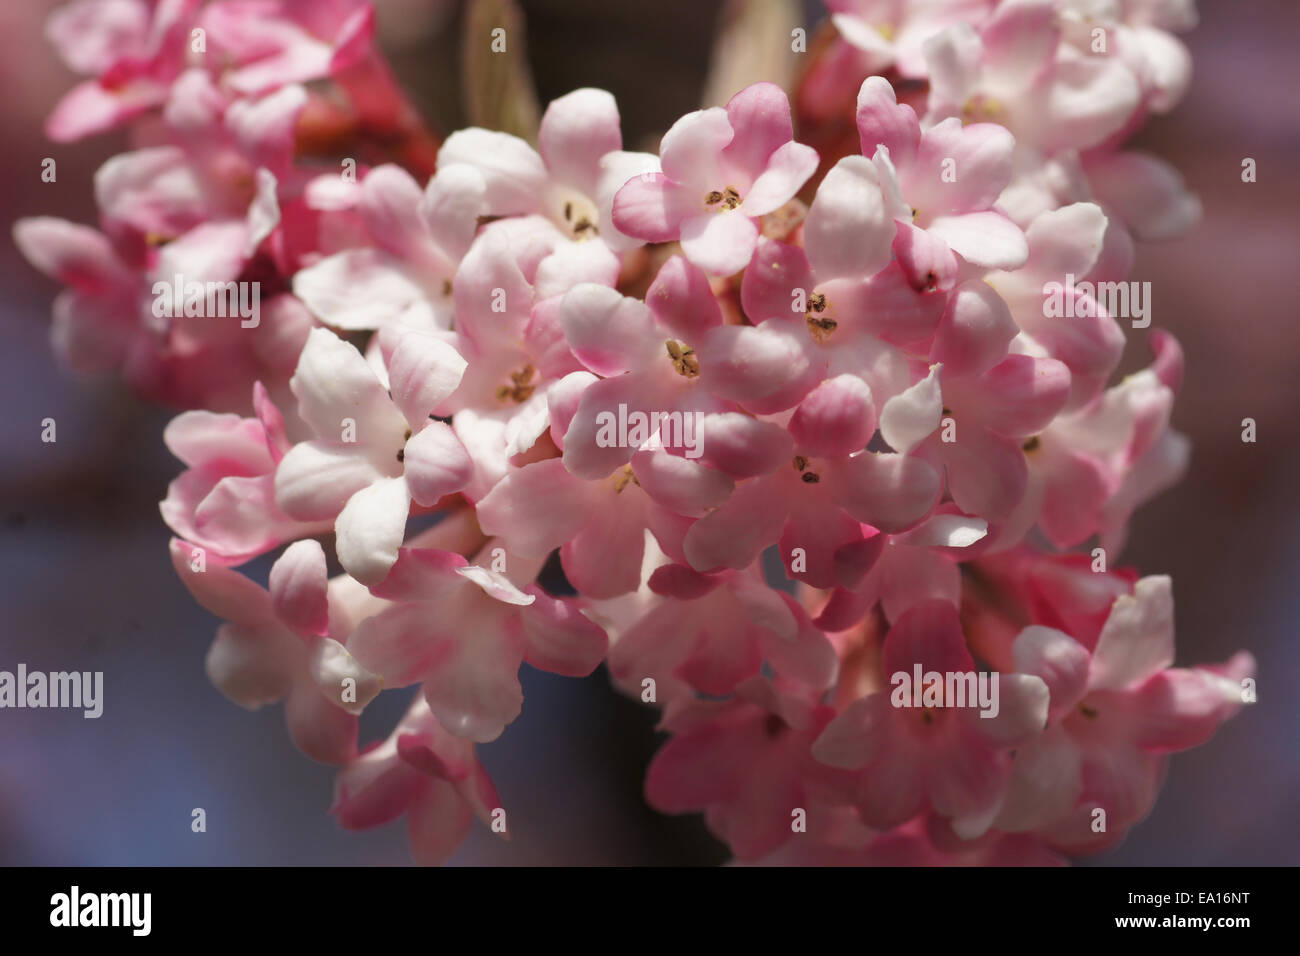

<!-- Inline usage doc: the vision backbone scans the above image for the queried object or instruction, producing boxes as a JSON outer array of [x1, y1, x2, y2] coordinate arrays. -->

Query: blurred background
[[0, 0, 1296, 865]]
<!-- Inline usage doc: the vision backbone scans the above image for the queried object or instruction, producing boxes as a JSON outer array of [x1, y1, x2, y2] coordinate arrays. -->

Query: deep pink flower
[[813, 600, 1050, 837], [168, 536, 381, 764], [332, 694, 503, 865], [346, 544, 607, 742], [613, 82, 818, 275]]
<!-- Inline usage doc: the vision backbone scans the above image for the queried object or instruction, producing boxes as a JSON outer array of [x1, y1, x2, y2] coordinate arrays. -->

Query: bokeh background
[[1, 0, 1296, 865]]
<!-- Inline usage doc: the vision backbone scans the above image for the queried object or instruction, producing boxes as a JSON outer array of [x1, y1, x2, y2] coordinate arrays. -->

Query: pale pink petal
[[310, 637, 382, 715], [833, 452, 942, 533], [1088, 576, 1175, 691], [284, 679, 357, 765], [561, 495, 650, 599], [168, 537, 273, 628], [46, 0, 148, 73], [695, 413, 794, 478], [910, 119, 1015, 216], [402, 422, 472, 507], [679, 210, 759, 277], [1012, 625, 1090, 721], [646, 254, 724, 339], [270, 539, 330, 637], [347, 603, 444, 686], [539, 87, 623, 192], [740, 237, 814, 324], [812, 693, 894, 769], [699, 321, 820, 414], [558, 283, 660, 375], [611, 173, 695, 242], [421, 163, 488, 261], [856, 76, 920, 164], [722, 82, 794, 178], [290, 328, 408, 441], [804, 156, 894, 281], [790, 374, 876, 458], [387, 330, 468, 427], [966, 354, 1071, 437], [743, 141, 819, 217], [437, 128, 547, 215], [630, 448, 733, 517], [520, 588, 609, 675], [1084, 150, 1201, 241], [659, 107, 732, 188], [12, 217, 130, 292], [683, 478, 783, 572], [205, 622, 299, 710], [926, 212, 1027, 269], [406, 780, 474, 865], [879, 364, 942, 454], [292, 249, 428, 331], [930, 280, 1018, 378], [335, 477, 411, 586], [937, 426, 1028, 519], [275, 440, 386, 521], [477, 458, 592, 556], [561, 371, 670, 479], [422, 625, 526, 743]]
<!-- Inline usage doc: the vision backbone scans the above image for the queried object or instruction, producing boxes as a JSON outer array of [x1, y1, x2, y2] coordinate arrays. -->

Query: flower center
[[961, 94, 1004, 125], [705, 185, 743, 211], [805, 292, 837, 342], [495, 364, 537, 403], [792, 455, 821, 483], [561, 198, 598, 240], [611, 464, 639, 493], [665, 340, 700, 377]]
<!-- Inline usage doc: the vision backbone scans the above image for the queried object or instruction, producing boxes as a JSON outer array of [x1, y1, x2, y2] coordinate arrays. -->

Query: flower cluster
[[17, 0, 1251, 864]]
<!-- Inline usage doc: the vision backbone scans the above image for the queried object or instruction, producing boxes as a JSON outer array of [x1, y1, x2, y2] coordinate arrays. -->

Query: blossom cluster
[[16, 0, 1252, 864]]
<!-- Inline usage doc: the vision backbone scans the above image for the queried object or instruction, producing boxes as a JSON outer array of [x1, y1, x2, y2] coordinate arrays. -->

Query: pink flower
[[883, 349, 1072, 522], [554, 268, 738, 481], [681, 432, 942, 588], [197, 0, 375, 97], [292, 163, 487, 332], [812, 508, 990, 631], [161, 382, 329, 561], [990, 576, 1255, 853], [169, 536, 381, 765], [826, 0, 995, 78], [273, 327, 472, 584], [922, 2, 1141, 156], [439, 87, 657, 253], [645, 677, 852, 861], [857, 76, 1028, 271], [477, 448, 731, 600], [813, 600, 1050, 838], [345, 544, 607, 742], [607, 565, 837, 701], [983, 202, 1125, 410], [613, 82, 819, 275], [332, 694, 503, 865], [44, 0, 199, 141]]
